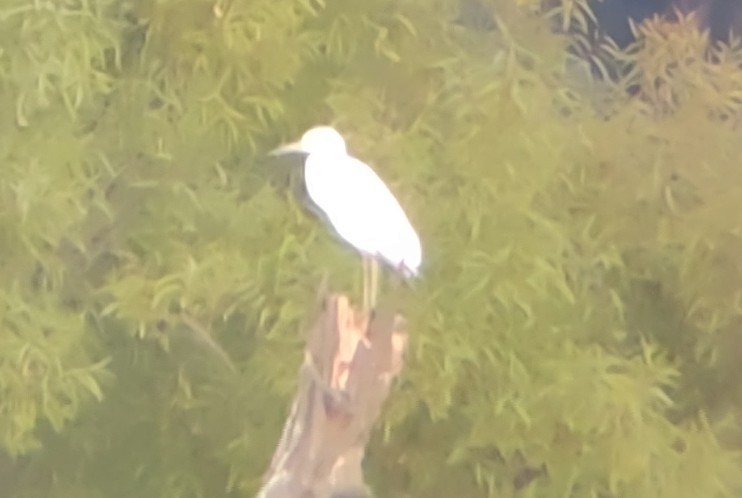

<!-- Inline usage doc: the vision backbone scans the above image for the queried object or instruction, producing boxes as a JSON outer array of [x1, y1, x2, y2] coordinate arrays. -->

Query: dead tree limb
[[257, 293, 407, 498]]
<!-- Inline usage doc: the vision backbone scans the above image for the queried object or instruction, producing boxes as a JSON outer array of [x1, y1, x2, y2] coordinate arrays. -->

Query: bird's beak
[[268, 141, 304, 157]]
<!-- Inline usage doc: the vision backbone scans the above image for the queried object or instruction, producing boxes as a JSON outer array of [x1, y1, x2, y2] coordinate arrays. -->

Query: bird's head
[[269, 126, 347, 157]]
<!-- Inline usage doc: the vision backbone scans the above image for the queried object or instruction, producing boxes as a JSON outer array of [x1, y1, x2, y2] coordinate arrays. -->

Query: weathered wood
[[257, 294, 407, 498]]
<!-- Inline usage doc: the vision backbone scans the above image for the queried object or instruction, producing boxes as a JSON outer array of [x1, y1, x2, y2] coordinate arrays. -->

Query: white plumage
[[270, 126, 422, 310]]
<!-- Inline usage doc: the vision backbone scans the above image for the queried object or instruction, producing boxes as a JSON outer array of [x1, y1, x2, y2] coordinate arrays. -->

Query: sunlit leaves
[[542, 0, 597, 34], [388, 3, 742, 497], [0, 0, 120, 122], [623, 11, 708, 113], [0, 288, 109, 456], [136, 0, 317, 150], [2, 0, 742, 497], [0, 125, 105, 292]]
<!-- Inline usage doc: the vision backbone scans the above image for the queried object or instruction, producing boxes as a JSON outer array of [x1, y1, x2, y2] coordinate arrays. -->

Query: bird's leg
[[369, 257, 379, 311], [361, 255, 370, 315]]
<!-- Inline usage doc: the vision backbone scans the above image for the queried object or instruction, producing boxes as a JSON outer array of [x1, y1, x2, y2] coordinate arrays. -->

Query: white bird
[[269, 126, 422, 312]]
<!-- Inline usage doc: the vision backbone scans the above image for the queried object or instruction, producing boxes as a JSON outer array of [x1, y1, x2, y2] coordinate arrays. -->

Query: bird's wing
[[303, 154, 419, 267]]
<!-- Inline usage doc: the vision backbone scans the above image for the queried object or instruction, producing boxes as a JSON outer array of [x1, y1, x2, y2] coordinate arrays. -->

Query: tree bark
[[257, 293, 407, 498]]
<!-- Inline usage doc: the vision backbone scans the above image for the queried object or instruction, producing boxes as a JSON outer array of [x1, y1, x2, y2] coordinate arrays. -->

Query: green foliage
[[1, 0, 742, 496]]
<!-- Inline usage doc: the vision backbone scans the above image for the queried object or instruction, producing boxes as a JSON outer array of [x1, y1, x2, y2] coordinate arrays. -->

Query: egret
[[269, 126, 422, 312]]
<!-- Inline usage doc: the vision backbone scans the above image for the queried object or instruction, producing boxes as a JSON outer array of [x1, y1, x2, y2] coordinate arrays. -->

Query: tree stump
[[256, 293, 408, 498]]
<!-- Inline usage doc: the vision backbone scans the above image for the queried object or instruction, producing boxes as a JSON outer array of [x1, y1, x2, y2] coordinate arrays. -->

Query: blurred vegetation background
[[1, 0, 741, 496]]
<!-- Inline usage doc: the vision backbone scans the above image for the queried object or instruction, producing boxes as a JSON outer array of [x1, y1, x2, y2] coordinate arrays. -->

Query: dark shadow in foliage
[[589, 0, 674, 48], [589, 0, 742, 47], [456, 0, 497, 32]]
